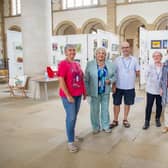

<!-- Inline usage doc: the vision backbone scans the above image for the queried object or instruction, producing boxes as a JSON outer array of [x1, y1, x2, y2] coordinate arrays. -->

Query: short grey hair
[[64, 44, 75, 52], [95, 47, 107, 56], [152, 51, 163, 57]]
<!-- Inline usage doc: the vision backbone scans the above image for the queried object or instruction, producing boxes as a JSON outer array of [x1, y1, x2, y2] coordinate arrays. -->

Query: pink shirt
[[58, 60, 86, 97]]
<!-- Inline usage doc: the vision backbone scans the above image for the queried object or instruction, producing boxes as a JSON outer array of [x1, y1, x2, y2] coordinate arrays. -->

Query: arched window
[[63, 0, 98, 9], [11, 0, 21, 15]]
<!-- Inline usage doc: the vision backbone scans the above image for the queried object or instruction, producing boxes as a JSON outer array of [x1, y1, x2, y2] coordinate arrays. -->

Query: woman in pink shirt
[[58, 44, 86, 153]]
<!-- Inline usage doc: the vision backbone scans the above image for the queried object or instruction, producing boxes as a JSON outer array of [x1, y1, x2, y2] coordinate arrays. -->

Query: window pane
[[93, 0, 98, 5], [62, 0, 98, 9], [67, 0, 74, 8], [76, 0, 82, 7], [83, 0, 91, 6], [17, 0, 21, 14], [12, 0, 17, 15], [62, 0, 67, 9]]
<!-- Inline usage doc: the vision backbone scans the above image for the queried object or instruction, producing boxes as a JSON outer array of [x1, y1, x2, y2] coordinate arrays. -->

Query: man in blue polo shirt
[[110, 41, 140, 128]]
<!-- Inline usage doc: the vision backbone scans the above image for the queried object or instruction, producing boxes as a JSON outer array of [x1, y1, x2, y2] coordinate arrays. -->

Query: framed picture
[[151, 40, 161, 49], [163, 40, 168, 49], [52, 43, 58, 51], [111, 44, 119, 51], [102, 39, 108, 48], [93, 39, 97, 48]]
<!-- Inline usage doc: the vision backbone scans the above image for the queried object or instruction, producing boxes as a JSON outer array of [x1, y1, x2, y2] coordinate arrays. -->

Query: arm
[[160, 66, 164, 96], [111, 63, 117, 93], [84, 62, 90, 96], [59, 77, 74, 103], [112, 82, 116, 93], [135, 58, 140, 77]]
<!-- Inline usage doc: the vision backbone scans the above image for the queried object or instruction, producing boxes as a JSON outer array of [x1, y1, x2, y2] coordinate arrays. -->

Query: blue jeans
[[90, 94, 110, 131], [62, 96, 82, 143]]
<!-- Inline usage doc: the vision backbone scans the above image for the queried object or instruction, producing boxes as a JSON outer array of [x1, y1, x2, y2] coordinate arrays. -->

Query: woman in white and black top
[[143, 51, 163, 130]]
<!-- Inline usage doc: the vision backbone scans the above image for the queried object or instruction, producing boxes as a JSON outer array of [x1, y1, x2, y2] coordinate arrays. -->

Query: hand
[[105, 79, 111, 85], [112, 85, 116, 93], [160, 89, 163, 96], [83, 94, 86, 100], [67, 95, 74, 103]]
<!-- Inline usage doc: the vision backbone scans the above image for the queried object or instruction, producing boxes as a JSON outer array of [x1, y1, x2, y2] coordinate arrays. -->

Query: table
[[32, 77, 59, 100]]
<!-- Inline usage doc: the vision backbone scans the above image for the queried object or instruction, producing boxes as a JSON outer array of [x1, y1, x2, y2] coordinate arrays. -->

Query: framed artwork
[[75, 44, 81, 53], [151, 40, 161, 49], [52, 43, 58, 51], [111, 44, 119, 51], [163, 40, 168, 49], [102, 39, 108, 48], [93, 39, 97, 48]]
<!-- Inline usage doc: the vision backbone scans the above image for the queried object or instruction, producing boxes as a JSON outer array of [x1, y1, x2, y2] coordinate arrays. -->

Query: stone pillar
[[21, 0, 53, 99], [106, 0, 116, 33], [76, 28, 82, 34], [0, 0, 6, 64], [21, 0, 52, 76]]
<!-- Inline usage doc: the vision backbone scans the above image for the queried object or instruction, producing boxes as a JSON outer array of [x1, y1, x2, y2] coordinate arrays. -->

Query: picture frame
[[151, 40, 161, 49], [102, 39, 108, 48], [163, 40, 168, 49]]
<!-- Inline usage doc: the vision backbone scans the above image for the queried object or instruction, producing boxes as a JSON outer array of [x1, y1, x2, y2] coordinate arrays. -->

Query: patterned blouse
[[98, 65, 108, 94]]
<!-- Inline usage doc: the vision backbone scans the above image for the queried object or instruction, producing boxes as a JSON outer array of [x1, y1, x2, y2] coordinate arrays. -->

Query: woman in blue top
[[85, 47, 116, 134]]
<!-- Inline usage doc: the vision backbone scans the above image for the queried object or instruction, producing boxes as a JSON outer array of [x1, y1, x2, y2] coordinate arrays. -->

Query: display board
[[51, 32, 119, 70], [139, 28, 168, 85], [7, 30, 24, 79], [67, 34, 87, 70], [148, 30, 168, 64], [7, 30, 119, 75], [139, 27, 149, 85], [51, 35, 67, 68]]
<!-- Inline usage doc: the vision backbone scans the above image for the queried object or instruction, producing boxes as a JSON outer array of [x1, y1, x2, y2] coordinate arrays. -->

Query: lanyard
[[155, 66, 162, 80], [122, 57, 132, 70]]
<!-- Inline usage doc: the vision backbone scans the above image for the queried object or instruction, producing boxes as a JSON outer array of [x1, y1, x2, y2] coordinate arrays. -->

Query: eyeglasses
[[68, 49, 76, 51], [122, 46, 130, 49]]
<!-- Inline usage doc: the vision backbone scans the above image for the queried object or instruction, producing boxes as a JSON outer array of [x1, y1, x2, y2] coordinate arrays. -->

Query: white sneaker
[[92, 130, 100, 134], [68, 143, 79, 153], [75, 136, 83, 142], [104, 129, 112, 133]]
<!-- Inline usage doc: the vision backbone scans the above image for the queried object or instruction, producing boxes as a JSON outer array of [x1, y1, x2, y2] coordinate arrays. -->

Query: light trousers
[[90, 94, 110, 131]]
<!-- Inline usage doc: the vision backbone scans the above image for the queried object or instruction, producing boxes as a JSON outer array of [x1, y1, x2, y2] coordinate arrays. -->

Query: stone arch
[[153, 13, 168, 30], [8, 25, 21, 32], [54, 21, 77, 35], [117, 15, 147, 56], [118, 15, 148, 39], [81, 18, 106, 34]]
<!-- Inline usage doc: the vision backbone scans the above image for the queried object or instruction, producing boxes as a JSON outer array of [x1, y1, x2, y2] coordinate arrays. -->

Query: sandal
[[109, 120, 118, 129], [123, 120, 131, 128]]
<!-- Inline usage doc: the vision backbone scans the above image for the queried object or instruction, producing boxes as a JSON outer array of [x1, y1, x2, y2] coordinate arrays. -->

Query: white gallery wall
[[4, 1, 168, 35], [116, 1, 168, 26], [53, 7, 107, 29]]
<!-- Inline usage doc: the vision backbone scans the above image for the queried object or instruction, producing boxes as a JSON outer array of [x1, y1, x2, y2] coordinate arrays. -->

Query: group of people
[[57, 42, 168, 153]]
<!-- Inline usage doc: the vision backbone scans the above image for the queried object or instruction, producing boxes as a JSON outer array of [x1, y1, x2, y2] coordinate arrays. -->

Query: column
[[106, 0, 116, 33], [0, 0, 7, 66], [21, 0, 53, 99], [21, 0, 52, 76]]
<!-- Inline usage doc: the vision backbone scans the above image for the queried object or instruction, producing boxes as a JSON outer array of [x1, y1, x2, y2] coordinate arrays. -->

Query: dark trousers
[[145, 92, 162, 122]]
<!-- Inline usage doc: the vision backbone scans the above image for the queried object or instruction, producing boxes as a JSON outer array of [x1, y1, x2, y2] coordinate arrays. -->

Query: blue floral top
[[98, 65, 108, 94]]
